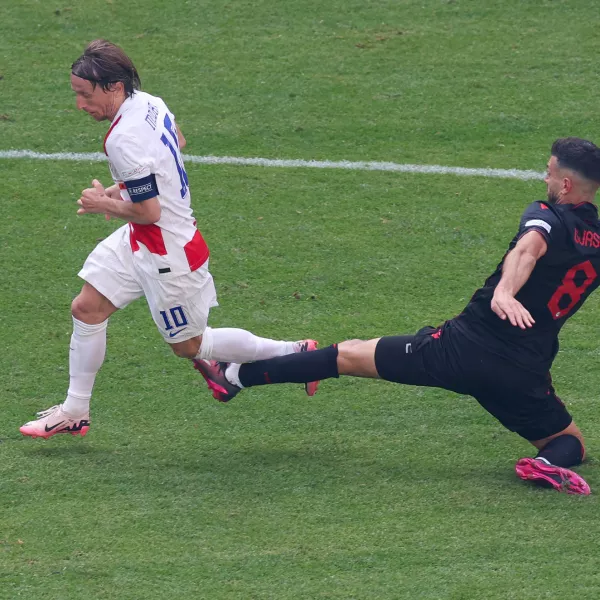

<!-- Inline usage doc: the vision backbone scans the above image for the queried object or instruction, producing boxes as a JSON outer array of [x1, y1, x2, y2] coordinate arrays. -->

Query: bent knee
[[171, 336, 202, 359], [171, 345, 196, 359], [532, 422, 586, 461], [569, 426, 586, 460], [71, 285, 117, 323], [71, 295, 107, 323], [71, 295, 85, 319]]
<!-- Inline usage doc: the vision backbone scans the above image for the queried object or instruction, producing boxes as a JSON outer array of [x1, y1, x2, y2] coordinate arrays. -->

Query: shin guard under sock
[[238, 344, 339, 388]]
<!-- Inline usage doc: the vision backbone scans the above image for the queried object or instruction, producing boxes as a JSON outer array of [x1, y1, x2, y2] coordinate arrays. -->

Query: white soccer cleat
[[20, 404, 90, 439]]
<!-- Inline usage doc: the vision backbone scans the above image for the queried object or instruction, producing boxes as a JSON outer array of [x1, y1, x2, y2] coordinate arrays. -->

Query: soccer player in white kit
[[20, 40, 317, 439]]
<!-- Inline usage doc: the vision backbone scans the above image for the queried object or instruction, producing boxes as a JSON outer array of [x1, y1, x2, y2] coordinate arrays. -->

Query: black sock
[[536, 434, 583, 468], [238, 344, 339, 388]]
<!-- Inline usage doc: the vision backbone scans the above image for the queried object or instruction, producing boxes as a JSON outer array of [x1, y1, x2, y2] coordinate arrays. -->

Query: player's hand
[[102, 184, 125, 219], [491, 290, 535, 329], [77, 179, 111, 219]]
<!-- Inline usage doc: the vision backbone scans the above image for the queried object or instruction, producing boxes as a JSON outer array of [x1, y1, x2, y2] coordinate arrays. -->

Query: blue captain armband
[[124, 173, 159, 202]]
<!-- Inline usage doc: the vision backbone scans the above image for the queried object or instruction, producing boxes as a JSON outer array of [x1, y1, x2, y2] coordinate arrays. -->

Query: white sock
[[62, 317, 108, 417], [197, 327, 296, 362], [225, 363, 243, 387]]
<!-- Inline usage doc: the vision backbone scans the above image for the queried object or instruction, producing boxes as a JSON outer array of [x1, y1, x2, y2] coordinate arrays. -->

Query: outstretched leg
[[193, 338, 382, 402], [171, 329, 320, 399]]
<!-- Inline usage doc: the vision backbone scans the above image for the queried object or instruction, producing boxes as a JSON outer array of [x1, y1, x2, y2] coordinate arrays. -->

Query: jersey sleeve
[[517, 201, 562, 245], [106, 133, 160, 203]]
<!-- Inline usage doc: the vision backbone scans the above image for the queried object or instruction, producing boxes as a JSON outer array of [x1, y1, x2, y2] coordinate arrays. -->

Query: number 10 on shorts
[[159, 306, 188, 331]]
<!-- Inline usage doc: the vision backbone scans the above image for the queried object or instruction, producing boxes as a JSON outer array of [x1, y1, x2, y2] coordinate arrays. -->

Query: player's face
[[70, 74, 118, 121], [544, 156, 563, 205]]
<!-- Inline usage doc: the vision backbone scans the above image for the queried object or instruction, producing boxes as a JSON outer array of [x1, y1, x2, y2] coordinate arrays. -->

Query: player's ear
[[107, 81, 125, 95], [562, 177, 573, 194]]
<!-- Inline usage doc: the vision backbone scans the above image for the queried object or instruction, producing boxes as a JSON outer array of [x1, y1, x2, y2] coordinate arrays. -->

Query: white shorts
[[79, 226, 218, 343]]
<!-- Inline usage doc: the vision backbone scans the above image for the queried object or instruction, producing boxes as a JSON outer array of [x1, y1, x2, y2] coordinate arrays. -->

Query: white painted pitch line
[[0, 149, 545, 181]]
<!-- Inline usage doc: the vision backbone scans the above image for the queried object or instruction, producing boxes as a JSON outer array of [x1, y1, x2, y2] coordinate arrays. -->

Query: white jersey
[[104, 91, 209, 279]]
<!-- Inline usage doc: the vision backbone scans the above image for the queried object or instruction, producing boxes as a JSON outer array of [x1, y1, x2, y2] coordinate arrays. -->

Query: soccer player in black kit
[[195, 137, 600, 495]]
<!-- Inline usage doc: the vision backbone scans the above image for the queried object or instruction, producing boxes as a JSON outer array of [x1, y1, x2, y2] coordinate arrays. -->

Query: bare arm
[[104, 183, 122, 200], [176, 125, 186, 149], [491, 230, 548, 329], [77, 180, 161, 225]]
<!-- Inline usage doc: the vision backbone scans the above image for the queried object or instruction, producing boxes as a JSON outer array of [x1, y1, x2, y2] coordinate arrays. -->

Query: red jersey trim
[[129, 223, 167, 255], [129, 224, 210, 271], [184, 229, 210, 271], [103, 115, 123, 155]]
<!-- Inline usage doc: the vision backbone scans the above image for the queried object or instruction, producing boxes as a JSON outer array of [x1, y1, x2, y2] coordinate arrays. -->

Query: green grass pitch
[[2, 1, 600, 598]]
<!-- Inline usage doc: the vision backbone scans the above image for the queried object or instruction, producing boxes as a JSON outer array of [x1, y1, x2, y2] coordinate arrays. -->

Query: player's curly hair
[[71, 39, 141, 98], [551, 137, 600, 184]]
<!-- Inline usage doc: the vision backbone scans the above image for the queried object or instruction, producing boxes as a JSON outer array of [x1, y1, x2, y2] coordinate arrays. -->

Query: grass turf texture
[[2, 1, 600, 598]]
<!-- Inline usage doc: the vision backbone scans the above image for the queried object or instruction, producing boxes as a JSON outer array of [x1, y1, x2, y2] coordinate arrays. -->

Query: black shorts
[[374, 322, 572, 441]]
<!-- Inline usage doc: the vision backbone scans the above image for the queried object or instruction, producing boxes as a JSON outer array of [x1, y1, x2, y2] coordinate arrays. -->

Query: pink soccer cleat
[[515, 457, 591, 495], [294, 339, 320, 396], [20, 404, 90, 439], [193, 360, 241, 402]]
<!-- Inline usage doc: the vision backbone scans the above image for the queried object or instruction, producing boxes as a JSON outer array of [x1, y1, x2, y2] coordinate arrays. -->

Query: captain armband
[[124, 174, 159, 203]]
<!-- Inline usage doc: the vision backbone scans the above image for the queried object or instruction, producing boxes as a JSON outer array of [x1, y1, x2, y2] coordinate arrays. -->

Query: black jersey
[[453, 200, 600, 373]]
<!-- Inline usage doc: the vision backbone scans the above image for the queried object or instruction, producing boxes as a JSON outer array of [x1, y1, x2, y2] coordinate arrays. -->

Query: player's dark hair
[[551, 137, 600, 184], [71, 40, 141, 98]]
